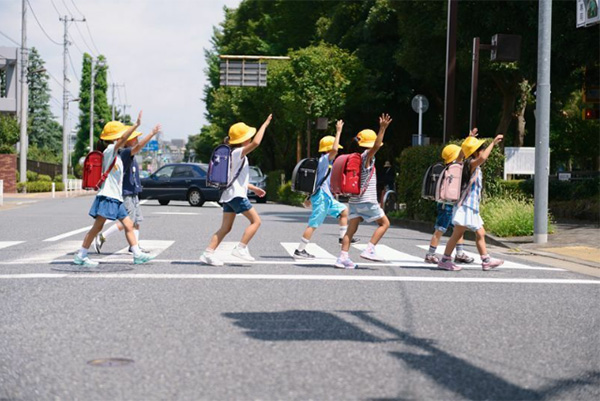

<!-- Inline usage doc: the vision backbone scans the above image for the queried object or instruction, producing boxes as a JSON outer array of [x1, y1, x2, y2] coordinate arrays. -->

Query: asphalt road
[[1, 195, 598, 401]]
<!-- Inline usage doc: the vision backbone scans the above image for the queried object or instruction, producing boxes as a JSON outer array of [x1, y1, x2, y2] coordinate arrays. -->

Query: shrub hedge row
[[17, 181, 64, 192]]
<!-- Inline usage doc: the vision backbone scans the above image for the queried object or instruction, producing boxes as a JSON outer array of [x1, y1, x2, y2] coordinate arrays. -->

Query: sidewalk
[[0, 190, 94, 211]]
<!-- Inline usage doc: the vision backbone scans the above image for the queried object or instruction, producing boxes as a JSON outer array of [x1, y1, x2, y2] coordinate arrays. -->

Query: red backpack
[[82, 150, 117, 190], [331, 153, 374, 196]]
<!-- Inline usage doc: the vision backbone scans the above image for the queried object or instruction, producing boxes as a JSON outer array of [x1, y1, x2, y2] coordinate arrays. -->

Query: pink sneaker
[[482, 257, 504, 271], [438, 258, 462, 271], [424, 253, 439, 264], [335, 257, 357, 269]]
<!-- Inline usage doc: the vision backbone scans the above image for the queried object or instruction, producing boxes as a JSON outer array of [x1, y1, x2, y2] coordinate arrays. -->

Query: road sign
[[411, 95, 429, 113], [577, 0, 600, 28], [220, 59, 268, 87], [143, 140, 159, 152]]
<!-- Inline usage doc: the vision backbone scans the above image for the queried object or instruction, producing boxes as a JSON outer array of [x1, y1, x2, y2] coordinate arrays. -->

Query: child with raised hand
[[200, 114, 272, 266], [94, 123, 162, 253], [293, 120, 356, 260], [337, 113, 392, 269], [74, 111, 155, 267], [438, 134, 504, 271]]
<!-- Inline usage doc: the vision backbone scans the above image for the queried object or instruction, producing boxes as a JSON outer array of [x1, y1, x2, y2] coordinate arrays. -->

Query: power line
[[84, 22, 101, 55], [68, 31, 85, 56], [49, 0, 61, 17], [61, 0, 74, 16], [67, 51, 80, 81], [73, 21, 96, 57], [69, 0, 85, 19], [0, 30, 20, 46], [26, 0, 62, 46]]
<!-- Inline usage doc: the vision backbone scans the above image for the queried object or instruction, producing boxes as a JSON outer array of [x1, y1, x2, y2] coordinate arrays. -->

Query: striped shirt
[[349, 150, 378, 204], [463, 166, 482, 212]]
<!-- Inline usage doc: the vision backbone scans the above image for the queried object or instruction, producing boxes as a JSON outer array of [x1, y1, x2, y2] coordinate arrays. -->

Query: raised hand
[[263, 114, 273, 126], [470, 128, 479, 137], [493, 134, 504, 145], [336, 119, 344, 133], [379, 113, 392, 129], [135, 111, 143, 127], [152, 124, 162, 135]]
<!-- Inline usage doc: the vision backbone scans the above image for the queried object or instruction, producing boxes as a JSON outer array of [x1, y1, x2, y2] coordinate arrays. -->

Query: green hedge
[[266, 169, 285, 202], [481, 197, 554, 237], [396, 139, 504, 221], [17, 181, 64, 193], [37, 174, 52, 182], [277, 181, 305, 207], [499, 178, 599, 201]]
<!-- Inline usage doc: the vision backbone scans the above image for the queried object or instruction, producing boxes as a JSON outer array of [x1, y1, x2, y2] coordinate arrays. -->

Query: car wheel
[[188, 189, 205, 207], [158, 200, 170, 206]]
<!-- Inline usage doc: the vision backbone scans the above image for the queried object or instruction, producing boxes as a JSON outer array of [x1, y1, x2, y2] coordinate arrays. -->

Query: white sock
[[134, 229, 140, 242], [339, 226, 348, 239], [368, 242, 376, 251], [130, 245, 142, 257], [78, 247, 88, 258], [298, 237, 309, 251], [103, 224, 120, 239], [205, 248, 214, 254], [237, 243, 247, 249], [340, 251, 349, 259]]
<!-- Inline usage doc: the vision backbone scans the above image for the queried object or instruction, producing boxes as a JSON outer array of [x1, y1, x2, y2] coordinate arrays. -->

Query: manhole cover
[[51, 265, 134, 273], [87, 358, 134, 367]]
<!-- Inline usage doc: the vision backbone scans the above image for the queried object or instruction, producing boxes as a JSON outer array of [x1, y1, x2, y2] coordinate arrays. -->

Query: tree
[[0, 114, 19, 154]]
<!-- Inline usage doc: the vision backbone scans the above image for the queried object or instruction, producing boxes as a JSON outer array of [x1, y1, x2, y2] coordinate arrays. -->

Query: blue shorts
[[349, 202, 385, 223], [308, 190, 347, 228], [89, 195, 129, 221], [434, 203, 455, 233], [223, 197, 253, 214]]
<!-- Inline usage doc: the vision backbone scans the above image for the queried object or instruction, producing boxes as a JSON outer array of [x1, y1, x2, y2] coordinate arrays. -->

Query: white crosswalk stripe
[[352, 244, 426, 264], [2, 241, 80, 264], [280, 242, 337, 261], [99, 240, 175, 262], [0, 241, 25, 250]]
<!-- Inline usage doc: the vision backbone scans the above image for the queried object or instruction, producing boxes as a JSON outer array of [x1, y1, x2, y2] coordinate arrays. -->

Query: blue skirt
[[89, 195, 129, 221]]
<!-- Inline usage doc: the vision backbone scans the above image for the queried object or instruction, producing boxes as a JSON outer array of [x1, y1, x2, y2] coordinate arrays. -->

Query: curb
[[517, 248, 600, 269]]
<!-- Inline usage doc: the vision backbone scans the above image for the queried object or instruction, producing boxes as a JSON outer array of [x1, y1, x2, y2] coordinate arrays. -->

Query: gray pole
[[61, 15, 69, 191], [111, 83, 115, 120], [443, 0, 458, 143], [18, 0, 28, 187], [534, 0, 552, 244], [418, 98, 423, 146], [469, 37, 480, 130], [89, 58, 95, 151]]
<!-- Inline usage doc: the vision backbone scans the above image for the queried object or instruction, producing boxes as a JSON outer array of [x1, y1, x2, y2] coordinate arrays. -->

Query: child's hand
[[135, 111, 143, 127], [469, 128, 478, 137], [152, 124, 162, 135], [379, 113, 392, 129], [336, 120, 344, 133], [493, 134, 504, 145], [264, 114, 273, 126], [254, 188, 266, 198]]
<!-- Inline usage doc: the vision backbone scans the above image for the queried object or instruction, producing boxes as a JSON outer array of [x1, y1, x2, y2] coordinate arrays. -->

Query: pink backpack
[[435, 161, 476, 205]]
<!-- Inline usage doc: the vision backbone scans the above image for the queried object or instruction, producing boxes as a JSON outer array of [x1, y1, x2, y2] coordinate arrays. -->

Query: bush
[[499, 177, 599, 202], [17, 181, 64, 193], [26, 170, 39, 181], [53, 174, 76, 183], [396, 139, 504, 221], [277, 181, 305, 207], [266, 169, 285, 202], [480, 197, 554, 237], [37, 174, 52, 182]]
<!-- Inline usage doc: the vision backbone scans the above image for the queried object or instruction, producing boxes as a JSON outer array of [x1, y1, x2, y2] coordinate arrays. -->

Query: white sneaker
[[231, 246, 255, 262], [334, 257, 356, 269], [200, 252, 224, 266], [360, 247, 386, 262]]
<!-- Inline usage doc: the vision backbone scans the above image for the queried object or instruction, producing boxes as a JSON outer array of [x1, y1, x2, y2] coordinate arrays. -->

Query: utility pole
[[60, 15, 85, 190], [89, 58, 94, 151], [534, 0, 552, 244], [19, 0, 28, 188], [111, 82, 115, 120], [443, 0, 458, 143]]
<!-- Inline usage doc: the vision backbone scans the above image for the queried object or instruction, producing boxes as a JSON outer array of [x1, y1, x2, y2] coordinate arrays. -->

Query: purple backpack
[[207, 144, 246, 189]]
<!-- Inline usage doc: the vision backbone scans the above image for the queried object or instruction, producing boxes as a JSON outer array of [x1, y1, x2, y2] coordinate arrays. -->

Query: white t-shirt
[[97, 144, 124, 202], [349, 150, 378, 204], [220, 147, 249, 203]]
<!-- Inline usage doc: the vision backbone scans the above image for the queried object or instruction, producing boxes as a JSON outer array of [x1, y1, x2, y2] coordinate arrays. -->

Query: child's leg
[[207, 213, 236, 251], [338, 208, 348, 238], [82, 217, 107, 249], [475, 227, 487, 256], [119, 216, 137, 247], [429, 230, 444, 248], [341, 217, 361, 252], [369, 215, 390, 246], [239, 208, 261, 246], [442, 225, 467, 257], [102, 221, 124, 239]]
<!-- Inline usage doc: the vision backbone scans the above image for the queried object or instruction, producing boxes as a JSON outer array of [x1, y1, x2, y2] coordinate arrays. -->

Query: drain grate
[[87, 358, 134, 367]]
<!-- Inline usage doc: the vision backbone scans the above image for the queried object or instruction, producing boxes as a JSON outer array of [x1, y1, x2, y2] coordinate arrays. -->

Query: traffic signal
[[582, 106, 600, 120]]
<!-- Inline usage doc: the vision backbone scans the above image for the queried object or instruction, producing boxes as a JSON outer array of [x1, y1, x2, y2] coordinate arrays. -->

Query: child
[[93, 124, 162, 253], [337, 114, 392, 269], [438, 134, 504, 271], [424, 144, 474, 265], [293, 120, 357, 260], [200, 114, 272, 266], [73, 112, 155, 267]]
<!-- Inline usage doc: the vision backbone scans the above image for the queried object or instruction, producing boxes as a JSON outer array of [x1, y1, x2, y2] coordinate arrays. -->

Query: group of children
[[74, 112, 504, 272]]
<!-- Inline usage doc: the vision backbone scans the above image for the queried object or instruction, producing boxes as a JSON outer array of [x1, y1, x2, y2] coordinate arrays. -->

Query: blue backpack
[[207, 144, 246, 189]]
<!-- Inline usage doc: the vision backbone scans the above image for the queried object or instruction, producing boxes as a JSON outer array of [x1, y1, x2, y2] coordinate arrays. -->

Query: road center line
[[43, 226, 92, 242], [0, 273, 597, 285]]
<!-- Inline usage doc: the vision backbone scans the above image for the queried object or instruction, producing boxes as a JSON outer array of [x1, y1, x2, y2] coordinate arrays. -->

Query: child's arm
[[242, 114, 272, 158], [366, 113, 392, 167], [131, 124, 161, 156], [469, 128, 478, 137], [328, 120, 344, 161], [248, 184, 265, 198], [114, 111, 142, 152], [470, 134, 503, 171]]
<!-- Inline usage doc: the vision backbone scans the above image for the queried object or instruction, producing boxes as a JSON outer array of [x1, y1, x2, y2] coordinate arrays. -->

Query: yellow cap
[[318, 136, 343, 153], [461, 136, 486, 158], [100, 121, 128, 140], [228, 122, 257, 145], [356, 129, 381, 148], [127, 129, 142, 141], [441, 144, 461, 164]]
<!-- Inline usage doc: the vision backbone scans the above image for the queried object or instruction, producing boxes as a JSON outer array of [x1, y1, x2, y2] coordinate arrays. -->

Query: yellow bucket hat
[[461, 136, 486, 158], [318, 136, 343, 153], [356, 129, 381, 148], [228, 122, 257, 145], [100, 121, 128, 141], [127, 129, 142, 141], [441, 144, 461, 164]]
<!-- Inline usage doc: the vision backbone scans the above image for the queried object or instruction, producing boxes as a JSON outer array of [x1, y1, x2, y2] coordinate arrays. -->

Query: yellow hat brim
[[319, 144, 343, 152], [127, 131, 142, 141], [359, 141, 383, 149], [229, 127, 257, 145], [100, 127, 128, 141], [463, 138, 486, 158]]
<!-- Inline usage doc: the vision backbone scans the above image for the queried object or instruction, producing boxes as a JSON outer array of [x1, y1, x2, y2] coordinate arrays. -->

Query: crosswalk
[[0, 239, 564, 271]]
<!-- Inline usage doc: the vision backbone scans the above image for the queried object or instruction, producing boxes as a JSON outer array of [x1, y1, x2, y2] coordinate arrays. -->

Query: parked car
[[139, 170, 150, 179], [139, 163, 221, 207], [248, 166, 267, 203]]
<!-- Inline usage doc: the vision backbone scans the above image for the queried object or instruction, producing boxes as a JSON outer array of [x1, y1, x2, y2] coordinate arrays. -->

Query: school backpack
[[82, 150, 117, 191], [207, 144, 246, 189], [291, 158, 319, 194], [421, 162, 446, 201], [435, 160, 474, 205], [330, 153, 374, 196]]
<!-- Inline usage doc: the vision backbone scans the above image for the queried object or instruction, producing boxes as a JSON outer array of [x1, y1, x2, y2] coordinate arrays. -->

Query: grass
[[480, 197, 554, 237]]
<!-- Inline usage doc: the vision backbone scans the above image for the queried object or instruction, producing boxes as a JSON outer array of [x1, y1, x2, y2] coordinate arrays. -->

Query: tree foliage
[[0, 114, 19, 154]]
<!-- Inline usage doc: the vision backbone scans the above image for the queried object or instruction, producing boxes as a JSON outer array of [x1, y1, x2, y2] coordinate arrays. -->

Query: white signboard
[[577, 0, 600, 28], [503, 147, 550, 180]]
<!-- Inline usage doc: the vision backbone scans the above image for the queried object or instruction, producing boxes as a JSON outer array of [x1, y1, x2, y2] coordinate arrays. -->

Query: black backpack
[[421, 162, 445, 200], [292, 158, 319, 194]]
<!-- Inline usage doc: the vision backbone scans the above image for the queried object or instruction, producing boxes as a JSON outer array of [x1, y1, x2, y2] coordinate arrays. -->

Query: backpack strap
[[96, 155, 118, 190], [224, 156, 246, 190], [311, 164, 331, 197], [457, 161, 478, 207], [359, 157, 376, 197]]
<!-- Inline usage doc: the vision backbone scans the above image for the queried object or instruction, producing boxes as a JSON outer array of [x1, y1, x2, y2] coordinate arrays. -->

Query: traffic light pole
[[534, 0, 552, 244]]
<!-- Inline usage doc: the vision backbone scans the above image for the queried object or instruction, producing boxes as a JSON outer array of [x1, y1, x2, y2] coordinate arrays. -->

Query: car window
[[193, 166, 207, 178], [154, 166, 175, 179], [172, 166, 194, 178], [249, 167, 262, 178]]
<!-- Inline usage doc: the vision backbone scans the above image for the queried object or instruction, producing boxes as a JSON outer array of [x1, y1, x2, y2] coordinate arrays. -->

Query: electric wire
[[69, 0, 86, 19], [0, 30, 21, 46], [26, 0, 62, 46]]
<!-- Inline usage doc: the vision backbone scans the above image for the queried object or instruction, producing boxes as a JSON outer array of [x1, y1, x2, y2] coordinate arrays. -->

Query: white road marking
[[5, 241, 80, 264], [101, 240, 175, 260], [0, 273, 598, 285], [416, 245, 565, 271], [139, 200, 148, 205], [43, 226, 92, 242], [0, 241, 25, 250], [152, 212, 200, 215], [353, 244, 425, 263], [204, 202, 221, 208], [281, 242, 337, 261], [210, 241, 253, 263]]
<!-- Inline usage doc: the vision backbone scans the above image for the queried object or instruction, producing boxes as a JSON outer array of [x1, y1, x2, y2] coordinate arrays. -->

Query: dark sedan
[[140, 163, 221, 207]]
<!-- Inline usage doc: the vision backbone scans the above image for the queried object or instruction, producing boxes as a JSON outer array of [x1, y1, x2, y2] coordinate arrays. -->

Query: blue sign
[[143, 140, 159, 152]]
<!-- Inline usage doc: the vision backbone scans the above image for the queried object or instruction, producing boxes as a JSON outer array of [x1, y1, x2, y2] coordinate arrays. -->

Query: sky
[[0, 0, 242, 141]]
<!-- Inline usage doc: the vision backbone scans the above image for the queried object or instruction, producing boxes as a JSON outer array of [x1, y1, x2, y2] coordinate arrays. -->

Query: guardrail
[[64, 179, 84, 198]]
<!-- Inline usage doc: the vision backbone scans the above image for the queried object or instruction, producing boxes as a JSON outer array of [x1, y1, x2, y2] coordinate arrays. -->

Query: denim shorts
[[89, 195, 129, 221], [349, 202, 385, 223], [223, 197, 253, 214], [308, 190, 347, 228], [434, 203, 454, 233]]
